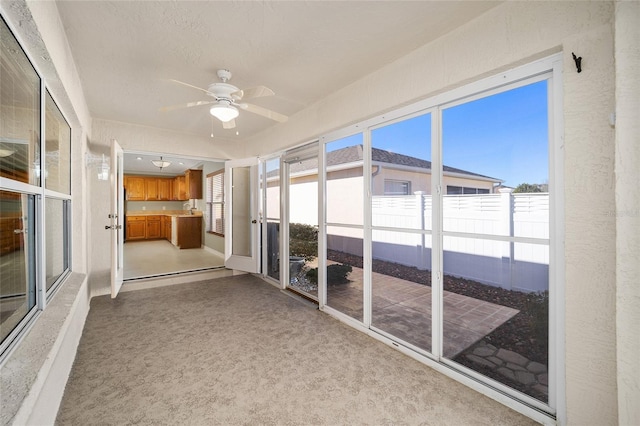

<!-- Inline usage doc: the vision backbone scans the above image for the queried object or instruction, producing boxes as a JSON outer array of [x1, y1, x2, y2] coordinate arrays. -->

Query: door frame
[[110, 139, 124, 298], [224, 157, 260, 273]]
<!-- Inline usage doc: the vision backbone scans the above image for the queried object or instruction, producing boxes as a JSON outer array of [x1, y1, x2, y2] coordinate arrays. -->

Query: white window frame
[[0, 14, 73, 362], [205, 169, 225, 236], [314, 53, 563, 424]]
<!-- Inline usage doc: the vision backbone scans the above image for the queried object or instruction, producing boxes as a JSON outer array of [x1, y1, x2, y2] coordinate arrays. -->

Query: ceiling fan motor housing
[[207, 82, 242, 102]]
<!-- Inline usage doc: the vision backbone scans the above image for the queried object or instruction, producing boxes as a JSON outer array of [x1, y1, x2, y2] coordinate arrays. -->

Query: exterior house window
[[384, 179, 411, 195], [205, 170, 224, 236], [447, 185, 490, 195], [44, 90, 71, 293], [0, 16, 72, 358], [1, 16, 41, 355]]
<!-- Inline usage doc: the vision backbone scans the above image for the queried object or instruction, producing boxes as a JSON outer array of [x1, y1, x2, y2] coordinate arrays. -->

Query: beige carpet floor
[[56, 274, 537, 425]]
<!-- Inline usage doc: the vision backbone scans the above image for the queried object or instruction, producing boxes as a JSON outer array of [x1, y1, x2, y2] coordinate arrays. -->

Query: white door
[[110, 139, 125, 298], [224, 157, 260, 273]]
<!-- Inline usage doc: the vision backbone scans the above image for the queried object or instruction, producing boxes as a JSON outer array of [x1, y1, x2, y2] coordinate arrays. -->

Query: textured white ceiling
[[55, 1, 499, 141], [122, 152, 213, 176]]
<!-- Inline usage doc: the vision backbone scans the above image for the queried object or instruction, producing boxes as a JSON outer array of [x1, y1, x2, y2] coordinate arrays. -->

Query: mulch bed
[[327, 250, 548, 366]]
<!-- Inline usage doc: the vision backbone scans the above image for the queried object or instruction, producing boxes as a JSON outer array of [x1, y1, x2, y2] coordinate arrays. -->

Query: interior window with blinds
[[205, 170, 224, 236]]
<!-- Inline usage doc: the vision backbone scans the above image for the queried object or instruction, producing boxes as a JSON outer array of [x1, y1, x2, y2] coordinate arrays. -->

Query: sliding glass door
[[440, 79, 550, 404], [284, 143, 319, 299], [324, 134, 364, 322], [369, 113, 433, 353]]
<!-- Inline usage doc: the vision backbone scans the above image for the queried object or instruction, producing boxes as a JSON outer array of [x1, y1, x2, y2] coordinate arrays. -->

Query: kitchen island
[[126, 210, 202, 249]]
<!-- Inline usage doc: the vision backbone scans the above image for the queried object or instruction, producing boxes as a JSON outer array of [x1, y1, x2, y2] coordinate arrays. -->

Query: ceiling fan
[[160, 69, 288, 130]]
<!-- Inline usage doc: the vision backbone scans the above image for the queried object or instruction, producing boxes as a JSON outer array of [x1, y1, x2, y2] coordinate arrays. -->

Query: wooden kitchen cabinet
[[126, 216, 146, 240], [160, 215, 172, 240], [125, 177, 145, 201], [185, 169, 203, 199], [157, 178, 172, 200], [146, 216, 162, 239], [125, 175, 174, 201], [173, 176, 187, 200], [176, 216, 202, 249], [164, 216, 172, 240], [145, 178, 159, 200]]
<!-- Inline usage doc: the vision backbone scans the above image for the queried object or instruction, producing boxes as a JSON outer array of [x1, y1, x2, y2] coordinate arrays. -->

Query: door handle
[[251, 220, 257, 224]]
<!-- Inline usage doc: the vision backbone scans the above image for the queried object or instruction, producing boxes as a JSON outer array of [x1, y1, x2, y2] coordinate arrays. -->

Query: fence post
[[415, 191, 427, 269], [499, 188, 514, 290]]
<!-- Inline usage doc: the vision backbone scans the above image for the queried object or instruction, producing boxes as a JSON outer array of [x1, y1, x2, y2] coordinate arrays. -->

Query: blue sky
[[328, 80, 549, 188]]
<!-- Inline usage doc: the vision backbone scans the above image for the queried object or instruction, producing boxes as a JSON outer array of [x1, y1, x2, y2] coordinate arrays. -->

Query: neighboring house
[[280, 144, 502, 195], [267, 145, 502, 226]]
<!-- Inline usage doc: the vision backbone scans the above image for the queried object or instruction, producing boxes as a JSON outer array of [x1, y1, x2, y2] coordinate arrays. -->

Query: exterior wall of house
[[614, 2, 640, 424], [245, 2, 623, 424], [373, 167, 431, 195]]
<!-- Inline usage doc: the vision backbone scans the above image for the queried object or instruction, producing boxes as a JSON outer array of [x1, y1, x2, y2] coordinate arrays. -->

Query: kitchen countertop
[[126, 210, 203, 218]]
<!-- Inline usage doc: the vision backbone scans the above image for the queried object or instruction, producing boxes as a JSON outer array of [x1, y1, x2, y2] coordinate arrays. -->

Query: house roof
[[281, 145, 500, 182]]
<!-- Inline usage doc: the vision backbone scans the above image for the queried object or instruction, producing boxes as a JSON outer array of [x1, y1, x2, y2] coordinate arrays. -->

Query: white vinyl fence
[[329, 192, 549, 293]]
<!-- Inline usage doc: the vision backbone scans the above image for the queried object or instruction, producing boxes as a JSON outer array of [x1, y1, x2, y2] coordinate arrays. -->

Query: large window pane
[[231, 166, 251, 257], [326, 226, 362, 322], [371, 113, 431, 229], [372, 229, 432, 353], [441, 81, 550, 403], [326, 134, 363, 226], [0, 191, 36, 345], [0, 17, 41, 186], [45, 197, 69, 290], [44, 91, 71, 194], [442, 236, 549, 402], [287, 144, 318, 299], [442, 80, 548, 217]]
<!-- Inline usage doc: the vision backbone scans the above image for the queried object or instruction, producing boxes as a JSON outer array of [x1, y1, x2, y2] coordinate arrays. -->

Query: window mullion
[[431, 108, 443, 359]]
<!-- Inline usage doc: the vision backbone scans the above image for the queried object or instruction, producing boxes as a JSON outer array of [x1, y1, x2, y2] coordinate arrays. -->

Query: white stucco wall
[[245, 2, 621, 424], [614, 2, 640, 425], [0, 1, 92, 423]]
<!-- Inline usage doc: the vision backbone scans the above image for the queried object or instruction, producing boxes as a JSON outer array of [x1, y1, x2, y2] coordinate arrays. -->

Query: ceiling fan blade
[[222, 119, 236, 129], [232, 86, 275, 100], [159, 100, 214, 112], [239, 103, 288, 123], [169, 79, 211, 95]]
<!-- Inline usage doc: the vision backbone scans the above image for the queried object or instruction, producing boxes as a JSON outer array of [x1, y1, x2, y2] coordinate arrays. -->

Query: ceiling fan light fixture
[[209, 104, 239, 122], [151, 156, 171, 169]]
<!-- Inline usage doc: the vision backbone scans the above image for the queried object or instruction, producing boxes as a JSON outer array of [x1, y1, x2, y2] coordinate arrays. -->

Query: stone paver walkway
[[290, 261, 548, 399], [463, 340, 548, 397], [293, 263, 519, 357]]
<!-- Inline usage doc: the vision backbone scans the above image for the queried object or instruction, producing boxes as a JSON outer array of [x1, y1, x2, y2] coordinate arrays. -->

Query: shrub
[[289, 223, 318, 261], [306, 264, 352, 285], [525, 291, 549, 348]]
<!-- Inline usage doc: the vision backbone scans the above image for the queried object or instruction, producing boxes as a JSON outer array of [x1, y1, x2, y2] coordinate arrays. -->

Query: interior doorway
[[120, 150, 226, 281]]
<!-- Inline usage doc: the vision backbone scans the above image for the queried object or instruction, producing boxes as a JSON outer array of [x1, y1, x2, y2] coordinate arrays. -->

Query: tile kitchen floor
[[123, 240, 225, 279]]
